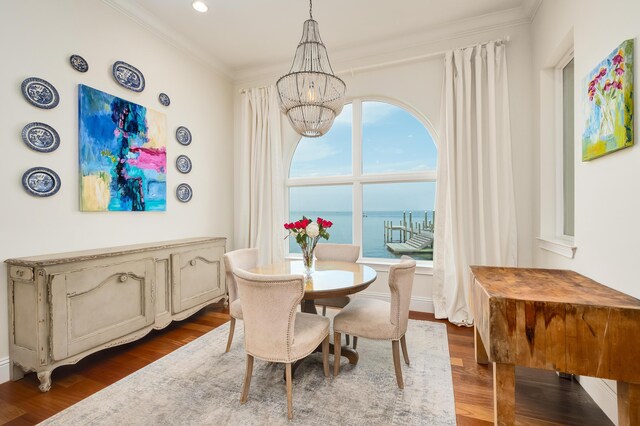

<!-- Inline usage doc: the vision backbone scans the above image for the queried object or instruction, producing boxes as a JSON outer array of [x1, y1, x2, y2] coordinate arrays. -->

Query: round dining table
[[250, 259, 377, 313], [249, 259, 377, 369]]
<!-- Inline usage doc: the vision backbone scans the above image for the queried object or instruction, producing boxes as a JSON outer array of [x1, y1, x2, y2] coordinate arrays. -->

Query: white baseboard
[[578, 376, 617, 425], [355, 291, 434, 313], [0, 357, 10, 384]]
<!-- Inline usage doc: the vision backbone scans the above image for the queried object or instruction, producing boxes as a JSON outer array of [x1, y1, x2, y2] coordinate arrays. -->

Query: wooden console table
[[470, 266, 640, 425]]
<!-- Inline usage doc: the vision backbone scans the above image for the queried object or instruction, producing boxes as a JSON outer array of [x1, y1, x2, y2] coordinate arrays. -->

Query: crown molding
[[100, 0, 233, 80], [522, 0, 544, 22], [100, 0, 542, 86], [233, 4, 536, 86]]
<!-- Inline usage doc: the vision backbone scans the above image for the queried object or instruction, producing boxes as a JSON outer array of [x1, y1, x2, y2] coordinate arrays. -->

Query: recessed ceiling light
[[192, 1, 208, 13]]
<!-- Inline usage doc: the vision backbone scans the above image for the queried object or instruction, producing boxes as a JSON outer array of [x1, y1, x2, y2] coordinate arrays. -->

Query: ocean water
[[289, 211, 434, 261]]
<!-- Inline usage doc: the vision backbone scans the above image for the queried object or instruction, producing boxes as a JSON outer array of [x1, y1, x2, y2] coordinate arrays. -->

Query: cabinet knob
[[190, 260, 197, 266], [119, 274, 128, 282]]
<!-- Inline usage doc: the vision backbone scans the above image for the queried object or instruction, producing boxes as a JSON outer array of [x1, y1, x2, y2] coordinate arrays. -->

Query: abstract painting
[[582, 39, 634, 161], [79, 85, 166, 211]]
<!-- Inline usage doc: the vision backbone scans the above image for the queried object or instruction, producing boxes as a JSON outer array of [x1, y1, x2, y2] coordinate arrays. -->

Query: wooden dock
[[383, 211, 434, 255], [386, 231, 434, 254]]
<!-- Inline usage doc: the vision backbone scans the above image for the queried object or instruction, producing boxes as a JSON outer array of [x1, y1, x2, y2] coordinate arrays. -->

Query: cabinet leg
[[618, 381, 640, 425], [493, 363, 515, 426], [37, 370, 52, 392], [475, 325, 489, 364], [10, 362, 24, 381]]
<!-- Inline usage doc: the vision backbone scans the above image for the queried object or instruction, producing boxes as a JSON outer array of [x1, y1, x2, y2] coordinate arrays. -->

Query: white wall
[[531, 0, 640, 422], [0, 0, 234, 378], [234, 24, 535, 311]]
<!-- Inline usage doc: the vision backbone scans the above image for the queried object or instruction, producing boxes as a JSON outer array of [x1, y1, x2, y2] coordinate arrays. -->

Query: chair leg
[[322, 335, 330, 378], [225, 317, 236, 353], [334, 332, 342, 376], [286, 363, 293, 420], [346, 334, 350, 346], [400, 335, 410, 365], [240, 354, 254, 403], [392, 340, 404, 389], [353, 336, 358, 350], [322, 305, 327, 316]]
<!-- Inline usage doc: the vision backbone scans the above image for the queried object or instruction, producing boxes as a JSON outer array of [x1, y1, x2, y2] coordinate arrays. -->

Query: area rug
[[40, 320, 456, 425]]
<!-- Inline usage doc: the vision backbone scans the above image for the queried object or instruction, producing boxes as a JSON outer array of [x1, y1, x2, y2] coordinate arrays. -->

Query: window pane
[[562, 59, 575, 237], [289, 104, 352, 178], [362, 101, 437, 174], [289, 185, 352, 253], [362, 182, 435, 261]]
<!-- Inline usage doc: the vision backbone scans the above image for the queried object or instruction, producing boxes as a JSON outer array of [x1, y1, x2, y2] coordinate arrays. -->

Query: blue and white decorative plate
[[21, 122, 60, 153], [21, 77, 59, 109], [159, 93, 170, 106], [176, 183, 193, 202], [21, 167, 61, 197], [112, 61, 145, 92], [176, 126, 192, 146], [176, 155, 192, 174], [69, 54, 89, 73]]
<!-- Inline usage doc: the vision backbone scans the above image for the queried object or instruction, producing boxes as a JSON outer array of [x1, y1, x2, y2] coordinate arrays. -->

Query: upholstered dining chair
[[222, 248, 258, 353], [234, 269, 330, 420], [332, 255, 416, 389], [314, 243, 359, 313]]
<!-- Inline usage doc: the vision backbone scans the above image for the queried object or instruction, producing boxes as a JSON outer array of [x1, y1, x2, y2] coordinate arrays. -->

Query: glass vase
[[599, 99, 616, 137], [301, 245, 315, 276]]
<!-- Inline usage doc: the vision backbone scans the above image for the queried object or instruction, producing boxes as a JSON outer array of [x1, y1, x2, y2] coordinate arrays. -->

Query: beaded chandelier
[[276, 0, 346, 138]]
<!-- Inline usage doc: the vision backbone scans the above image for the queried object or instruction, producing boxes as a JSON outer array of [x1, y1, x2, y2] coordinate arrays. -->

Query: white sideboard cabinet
[[5, 237, 226, 392]]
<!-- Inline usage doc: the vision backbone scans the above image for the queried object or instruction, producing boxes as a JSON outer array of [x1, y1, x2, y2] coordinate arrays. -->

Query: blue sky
[[289, 102, 437, 212]]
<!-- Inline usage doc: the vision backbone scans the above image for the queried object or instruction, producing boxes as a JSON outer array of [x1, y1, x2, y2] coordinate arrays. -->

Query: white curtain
[[433, 41, 518, 326], [236, 86, 285, 265]]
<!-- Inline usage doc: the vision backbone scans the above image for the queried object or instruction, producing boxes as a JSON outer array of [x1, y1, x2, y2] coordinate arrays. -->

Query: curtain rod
[[239, 36, 510, 93], [239, 85, 271, 95]]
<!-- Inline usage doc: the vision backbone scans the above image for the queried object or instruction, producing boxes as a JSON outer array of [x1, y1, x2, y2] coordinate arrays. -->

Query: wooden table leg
[[301, 299, 318, 314], [475, 325, 489, 364], [493, 363, 515, 426], [618, 381, 640, 425]]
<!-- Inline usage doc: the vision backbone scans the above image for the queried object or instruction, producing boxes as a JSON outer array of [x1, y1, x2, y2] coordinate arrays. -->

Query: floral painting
[[582, 39, 634, 161], [79, 84, 167, 211]]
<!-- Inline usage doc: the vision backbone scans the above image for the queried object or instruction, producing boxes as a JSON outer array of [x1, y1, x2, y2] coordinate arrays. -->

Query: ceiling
[[104, 0, 541, 81]]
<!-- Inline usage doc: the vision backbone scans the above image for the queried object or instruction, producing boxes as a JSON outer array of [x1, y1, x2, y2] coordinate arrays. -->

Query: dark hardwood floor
[[0, 306, 612, 425]]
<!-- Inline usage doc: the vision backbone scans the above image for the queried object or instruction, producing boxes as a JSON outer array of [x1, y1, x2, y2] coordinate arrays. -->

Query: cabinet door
[[171, 244, 224, 313], [50, 259, 155, 361]]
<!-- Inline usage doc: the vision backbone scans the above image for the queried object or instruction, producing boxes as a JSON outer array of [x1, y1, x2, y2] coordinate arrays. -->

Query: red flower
[[598, 67, 607, 78], [614, 80, 623, 90], [613, 53, 624, 65], [615, 66, 624, 76], [326, 221, 333, 228]]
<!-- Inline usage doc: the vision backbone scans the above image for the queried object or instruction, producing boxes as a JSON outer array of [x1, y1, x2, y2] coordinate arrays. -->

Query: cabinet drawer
[[50, 259, 155, 360], [10, 266, 34, 281], [171, 245, 225, 313]]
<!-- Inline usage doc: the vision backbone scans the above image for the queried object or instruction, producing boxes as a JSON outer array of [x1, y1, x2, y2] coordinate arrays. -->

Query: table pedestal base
[[290, 341, 359, 378], [288, 298, 359, 378]]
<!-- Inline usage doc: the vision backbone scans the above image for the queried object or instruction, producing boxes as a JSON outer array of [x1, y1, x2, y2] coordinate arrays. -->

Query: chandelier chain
[[309, 0, 313, 19]]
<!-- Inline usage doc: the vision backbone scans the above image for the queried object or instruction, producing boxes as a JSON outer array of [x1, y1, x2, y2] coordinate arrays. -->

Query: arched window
[[287, 99, 437, 261]]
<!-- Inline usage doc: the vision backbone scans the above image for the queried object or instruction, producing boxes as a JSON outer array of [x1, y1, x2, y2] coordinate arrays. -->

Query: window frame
[[554, 50, 575, 241], [285, 97, 438, 265]]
